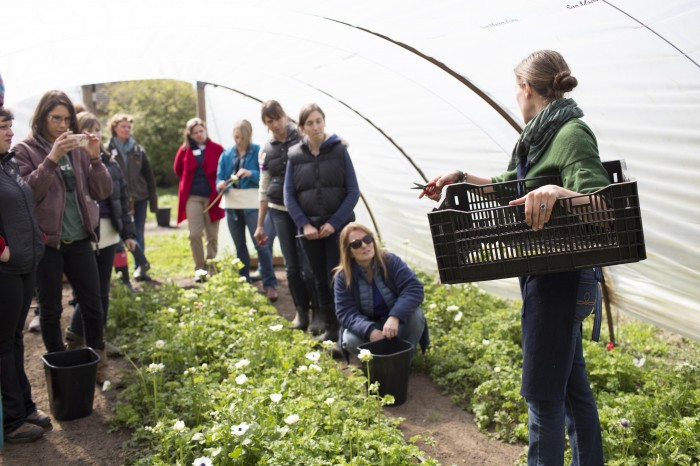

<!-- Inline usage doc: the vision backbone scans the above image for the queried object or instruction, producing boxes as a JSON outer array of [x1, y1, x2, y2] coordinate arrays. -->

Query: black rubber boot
[[289, 308, 310, 331], [313, 307, 340, 342], [308, 308, 326, 336]]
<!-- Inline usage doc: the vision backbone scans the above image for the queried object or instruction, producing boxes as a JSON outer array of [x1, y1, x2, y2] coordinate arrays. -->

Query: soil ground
[[0, 220, 523, 466]]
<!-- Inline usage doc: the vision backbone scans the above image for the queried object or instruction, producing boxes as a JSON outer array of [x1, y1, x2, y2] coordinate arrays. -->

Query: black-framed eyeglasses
[[349, 235, 373, 250]]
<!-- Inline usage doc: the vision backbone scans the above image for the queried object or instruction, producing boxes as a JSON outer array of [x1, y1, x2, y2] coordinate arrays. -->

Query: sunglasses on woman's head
[[349, 235, 373, 249]]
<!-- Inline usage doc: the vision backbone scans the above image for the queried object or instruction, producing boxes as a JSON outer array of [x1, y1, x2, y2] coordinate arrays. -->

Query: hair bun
[[552, 71, 578, 93]]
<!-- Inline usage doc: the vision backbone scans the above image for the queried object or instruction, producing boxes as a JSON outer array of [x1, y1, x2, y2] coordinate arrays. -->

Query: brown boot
[[95, 348, 111, 385]]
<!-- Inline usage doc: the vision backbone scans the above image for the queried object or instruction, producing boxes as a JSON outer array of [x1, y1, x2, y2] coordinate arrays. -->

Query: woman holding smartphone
[[14, 90, 113, 384]]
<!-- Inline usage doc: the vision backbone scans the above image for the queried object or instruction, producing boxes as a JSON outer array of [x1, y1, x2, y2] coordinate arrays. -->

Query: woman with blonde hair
[[333, 223, 428, 356], [174, 117, 224, 280], [217, 120, 277, 297]]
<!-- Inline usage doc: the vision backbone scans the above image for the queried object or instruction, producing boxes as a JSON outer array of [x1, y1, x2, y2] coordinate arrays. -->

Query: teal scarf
[[508, 98, 583, 171], [112, 136, 136, 157]]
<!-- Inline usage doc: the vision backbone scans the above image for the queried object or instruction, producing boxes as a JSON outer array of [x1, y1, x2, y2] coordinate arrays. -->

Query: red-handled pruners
[[412, 178, 453, 197]]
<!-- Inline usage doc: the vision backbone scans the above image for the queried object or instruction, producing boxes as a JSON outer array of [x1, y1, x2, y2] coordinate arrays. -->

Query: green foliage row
[[415, 271, 700, 465], [96, 79, 196, 187], [108, 259, 437, 465]]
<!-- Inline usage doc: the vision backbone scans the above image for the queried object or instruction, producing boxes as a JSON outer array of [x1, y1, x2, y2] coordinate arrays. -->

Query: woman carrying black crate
[[423, 50, 609, 465]]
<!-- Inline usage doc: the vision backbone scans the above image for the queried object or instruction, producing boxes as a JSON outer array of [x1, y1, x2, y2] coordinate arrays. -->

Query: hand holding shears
[[412, 178, 453, 200]]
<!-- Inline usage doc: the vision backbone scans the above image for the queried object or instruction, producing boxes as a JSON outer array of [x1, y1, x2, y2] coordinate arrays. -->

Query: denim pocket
[[575, 269, 600, 322]]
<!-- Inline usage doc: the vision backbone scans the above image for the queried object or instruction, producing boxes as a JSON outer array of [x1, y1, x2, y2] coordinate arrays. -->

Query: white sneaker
[[28, 315, 41, 333]]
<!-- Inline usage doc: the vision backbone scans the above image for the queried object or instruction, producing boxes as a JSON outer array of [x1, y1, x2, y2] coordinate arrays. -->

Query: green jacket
[[492, 119, 609, 193]]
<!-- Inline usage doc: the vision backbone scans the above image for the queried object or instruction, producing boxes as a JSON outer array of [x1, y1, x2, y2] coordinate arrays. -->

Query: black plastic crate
[[428, 160, 646, 283]]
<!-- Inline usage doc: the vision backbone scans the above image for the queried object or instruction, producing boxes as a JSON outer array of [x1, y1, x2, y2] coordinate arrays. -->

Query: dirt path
[[1, 222, 523, 466]]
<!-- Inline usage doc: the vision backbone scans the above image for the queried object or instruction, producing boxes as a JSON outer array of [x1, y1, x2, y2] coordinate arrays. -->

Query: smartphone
[[67, 133, 89, 148]]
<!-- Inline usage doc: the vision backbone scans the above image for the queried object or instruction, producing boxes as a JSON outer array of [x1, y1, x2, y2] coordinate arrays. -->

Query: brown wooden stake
[[600, 275, 615, 344]]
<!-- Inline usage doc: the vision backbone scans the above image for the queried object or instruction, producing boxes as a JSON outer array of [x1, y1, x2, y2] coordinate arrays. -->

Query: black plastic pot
[[156, 207, 171, 227], [42, 348, 99, 420], [357, 338, 413, 406]]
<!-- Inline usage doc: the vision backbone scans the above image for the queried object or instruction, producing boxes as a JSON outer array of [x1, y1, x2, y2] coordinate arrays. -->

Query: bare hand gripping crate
[[428, 160, 646, 283]]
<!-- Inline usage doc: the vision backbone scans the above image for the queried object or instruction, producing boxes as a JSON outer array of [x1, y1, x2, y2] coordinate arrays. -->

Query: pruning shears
[[411, 179, 453, 197]]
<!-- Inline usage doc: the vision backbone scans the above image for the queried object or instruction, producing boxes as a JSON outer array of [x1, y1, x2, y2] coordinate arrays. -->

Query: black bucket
[[156, 207, 171, 227], [41, 348, 99, 421], [357, 338, 413, 406]]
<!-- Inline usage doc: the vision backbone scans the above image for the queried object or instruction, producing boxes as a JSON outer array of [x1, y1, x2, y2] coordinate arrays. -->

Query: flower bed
[[416, 272, 700, 465], [109, 260, 436, 465]]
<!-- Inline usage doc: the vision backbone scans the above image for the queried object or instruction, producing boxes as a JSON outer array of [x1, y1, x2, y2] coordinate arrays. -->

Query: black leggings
[[0, 271, 37, 432], [36, 239, 104, 352]]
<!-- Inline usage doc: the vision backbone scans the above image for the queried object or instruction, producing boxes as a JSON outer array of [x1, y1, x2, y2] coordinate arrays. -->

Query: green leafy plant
[[418, 277, 700, 465], [109, 256, 438, 465]]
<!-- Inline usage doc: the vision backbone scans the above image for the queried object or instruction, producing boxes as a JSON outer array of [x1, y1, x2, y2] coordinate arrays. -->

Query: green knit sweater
[[492, 119, 609, 194]]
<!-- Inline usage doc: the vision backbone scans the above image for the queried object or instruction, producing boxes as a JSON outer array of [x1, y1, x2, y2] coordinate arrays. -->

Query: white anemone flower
[[321, 340, 336, 350], [482, 339, 490, 345], [268, 324, 283, 332], [147, 363, 165, 373], [235, 374, 248, 385], [235, 359, 250, 369], [454, 311, 463, 322], [305, 351, 321, 362], [192, 456, 213, 466], [231, 422, 250, 436], [297, 365, 308, 373], [173, 420, 186, 432], [358, 349, 373, 362], [446, 305, 459, 311], [155, 339, 166, 349], [633, 356, 646, 368], [102, 380, 112, 392], [284, 414, 300, 425], [270, 393, 282, 403], [191, 432, 205, 443], [309, 364, 322, 373], [324, 397, 335, 405]]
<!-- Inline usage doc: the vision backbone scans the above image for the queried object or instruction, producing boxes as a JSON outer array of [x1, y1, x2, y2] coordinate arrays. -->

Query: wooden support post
[[601, 273, 615, 344], [81, 84, 96, 113], [196, 81, 206, 120]]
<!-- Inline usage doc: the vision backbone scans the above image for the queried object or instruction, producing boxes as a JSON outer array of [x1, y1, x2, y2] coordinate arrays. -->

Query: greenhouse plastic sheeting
[[2, 0, 699, 340]]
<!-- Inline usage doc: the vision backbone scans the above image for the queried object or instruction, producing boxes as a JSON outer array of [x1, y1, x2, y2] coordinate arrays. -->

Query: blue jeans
[[342, 306, 426, 356], [269, 208, 314, 312], [225, 209, 277, 289], [131, 198, 149, 269], [526, 270, 603, 466]]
